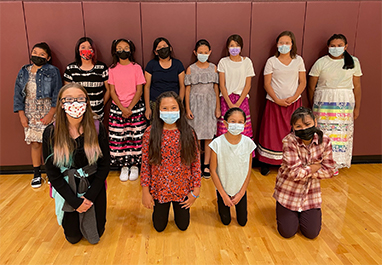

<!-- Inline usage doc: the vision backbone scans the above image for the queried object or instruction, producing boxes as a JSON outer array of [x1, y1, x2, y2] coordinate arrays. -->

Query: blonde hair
[[52, 83, 102, 167]]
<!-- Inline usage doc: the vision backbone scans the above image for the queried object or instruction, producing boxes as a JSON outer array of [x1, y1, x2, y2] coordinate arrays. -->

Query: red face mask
[[80, 49, 94, 60]]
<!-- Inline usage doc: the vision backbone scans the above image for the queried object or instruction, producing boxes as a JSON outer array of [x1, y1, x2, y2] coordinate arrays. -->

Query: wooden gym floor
[[0, 164, 381, 265]]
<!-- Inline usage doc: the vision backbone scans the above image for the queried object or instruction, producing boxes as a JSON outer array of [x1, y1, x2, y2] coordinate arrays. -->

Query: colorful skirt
[[313, 88, 355, 169], [257, 99, 302, 165], [109, 100, 147, 167]]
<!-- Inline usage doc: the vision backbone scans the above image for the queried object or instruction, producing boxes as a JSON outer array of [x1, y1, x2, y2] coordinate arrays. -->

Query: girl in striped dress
[[108, 39, 147, 181]]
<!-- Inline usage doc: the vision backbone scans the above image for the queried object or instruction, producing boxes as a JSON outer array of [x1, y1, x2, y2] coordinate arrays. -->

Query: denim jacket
[[13, 63, 62, 112]]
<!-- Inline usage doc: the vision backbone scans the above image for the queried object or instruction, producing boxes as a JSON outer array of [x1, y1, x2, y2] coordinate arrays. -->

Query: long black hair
[[152, 37, 173, 60], [290, 107, 323, 144], [149, 91, 198, 166], [327, 34, 354, 70], [74, 37, 97, 66], [110, 39, 136, 69]]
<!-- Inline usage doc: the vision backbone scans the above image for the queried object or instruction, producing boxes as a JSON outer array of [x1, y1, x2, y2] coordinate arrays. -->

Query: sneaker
[[31, 176, 42, 188], [260, 166, 270, 176], [129, 166, 139, 181], [119, 167, 129, 182], [203, 164, 211, 179], [334, 170, 339, 176]]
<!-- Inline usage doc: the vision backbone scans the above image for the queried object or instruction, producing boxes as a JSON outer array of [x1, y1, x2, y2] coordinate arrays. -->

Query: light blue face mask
[[328, 47, 345, 57], [227, 123, 245, 135], [278, 45, 291, 54], [197, 53, 209, 63], [160, 111, 180, 125]]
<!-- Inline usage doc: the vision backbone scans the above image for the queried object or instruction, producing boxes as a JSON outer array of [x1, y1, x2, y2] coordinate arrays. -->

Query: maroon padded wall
[[250, 2, 306, 142], [0, 2, 31, 166]]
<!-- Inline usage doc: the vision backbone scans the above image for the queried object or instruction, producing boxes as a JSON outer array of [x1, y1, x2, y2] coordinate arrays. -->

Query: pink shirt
[[108, 62, 146, 107]]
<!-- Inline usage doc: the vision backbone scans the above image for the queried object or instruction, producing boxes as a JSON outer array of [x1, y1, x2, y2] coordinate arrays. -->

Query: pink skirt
[[257, 99, 302, 165]]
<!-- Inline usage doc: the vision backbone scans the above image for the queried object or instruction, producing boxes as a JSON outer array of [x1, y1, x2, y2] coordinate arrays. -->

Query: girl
[[209, 108, 256, 226], [257, 31, 306, 176], [64, 37, 110, 121], [308, 34, 362, 172], [144, 37, 185, 120], [141, 91, 201, 232], [217, 34, 255, 143], [108, 39, 147, 182], [42, 83, 110, 244], [273, 107, 335, 239], [13, 42, 62, 188], [185, 39, 220, 178]]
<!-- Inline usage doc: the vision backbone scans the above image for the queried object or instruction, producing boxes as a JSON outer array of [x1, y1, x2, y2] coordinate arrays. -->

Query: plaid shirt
[[273, 132, 336, 212]]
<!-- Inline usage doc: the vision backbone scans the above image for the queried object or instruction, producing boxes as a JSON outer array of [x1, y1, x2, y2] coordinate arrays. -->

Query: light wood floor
[[1, 164, 381, 265]]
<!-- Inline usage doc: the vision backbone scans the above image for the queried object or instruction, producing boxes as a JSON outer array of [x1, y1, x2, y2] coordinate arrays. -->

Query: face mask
[[227, 123, 245, 136], [63, 102, 87, 119], [278, 45, 291, 54], [157, 47, 171, 59], [294, 126, 316, 141], [328, 47, 345, 57], [160, 111, 180, 125], [229, 47, 241, 56], [80, 50, 94, 60], [116, 50, 131, 60], [31, 56, 47, 66], [197, 53, 209, 63]]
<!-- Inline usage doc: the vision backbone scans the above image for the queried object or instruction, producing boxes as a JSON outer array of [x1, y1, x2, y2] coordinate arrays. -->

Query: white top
[[209, 134, 256, 196], [309, 55, 362, 90], [264, 55, 306, 102], [217, 56, 255, 97]]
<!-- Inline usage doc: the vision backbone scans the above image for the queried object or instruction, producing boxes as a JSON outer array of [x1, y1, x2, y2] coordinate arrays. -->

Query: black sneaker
[[31, 176, 42, 188], [260, 166, 270, 176]]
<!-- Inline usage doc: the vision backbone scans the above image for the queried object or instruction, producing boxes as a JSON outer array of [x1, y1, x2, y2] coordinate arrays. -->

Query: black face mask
[[116, 51, 131, 60], [31, 56, 47, 66], [157, 47, 170, 59], [294, 126, 316, 141]]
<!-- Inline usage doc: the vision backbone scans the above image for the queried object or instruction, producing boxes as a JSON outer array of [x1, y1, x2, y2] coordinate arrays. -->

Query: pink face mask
[[80, 49, 94, 60], [63, 102, 87, 119]]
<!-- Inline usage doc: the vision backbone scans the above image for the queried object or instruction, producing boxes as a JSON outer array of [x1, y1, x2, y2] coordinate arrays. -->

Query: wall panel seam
[[22, 1, 31, 58]]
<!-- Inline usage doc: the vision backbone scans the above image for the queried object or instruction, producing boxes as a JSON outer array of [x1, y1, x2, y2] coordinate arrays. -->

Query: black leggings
[[217, 191, 247, 226], [276, 202, 322, 239], [152, 199, 190, 232]]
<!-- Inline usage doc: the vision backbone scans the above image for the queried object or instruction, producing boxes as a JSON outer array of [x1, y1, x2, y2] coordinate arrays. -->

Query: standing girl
[[209, 108, 256, 226], [43, 83, 110, 244], [14, 42, 62, 188], [64, 37, 109, 121], [141, 91, 201, 232], [144, 37, 185, 120], [308, 34, 362, 172], [185, 39, 220, 178], [108, 39, 147, 182], [257, 31, 306, 176], [273, 107, 335, 239], [217, 34, 255, 141]]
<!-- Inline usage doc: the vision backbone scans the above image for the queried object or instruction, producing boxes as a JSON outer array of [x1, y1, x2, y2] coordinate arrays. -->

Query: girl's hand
[[41, 112, 54, 125], [180, 194, 196, 209], [186, 109, 194, 120], [19, 113, 29, 128], [232, 103, 240, 108], [285, 96, 296, 105], [353, 107, 360, 120], [215, 108, 221, 119], [142, 191, 154, 209], [145, 108, 152, 120], [310, 163, 322, 174], [276, 98, 291, 107], [231, 191, 244, 205], [122, 107, 133, 118], [76, 196, 93, 213], [222, 193, 234, 207]]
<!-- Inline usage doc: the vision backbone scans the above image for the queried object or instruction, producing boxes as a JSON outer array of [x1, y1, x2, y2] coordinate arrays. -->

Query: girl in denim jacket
[[13, 42, 62, 188]]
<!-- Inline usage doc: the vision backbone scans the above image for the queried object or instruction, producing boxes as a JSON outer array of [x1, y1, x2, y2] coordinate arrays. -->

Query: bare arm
[[308, 76, 319, 107], [219, 72, 233, 108], [353, 76, 361, 120], [234, 76, 252, 107], [286, 71, 306, 104], [103, 81, 111, 104], [144, 71, 152, 120], [178, 71, 185, 101]]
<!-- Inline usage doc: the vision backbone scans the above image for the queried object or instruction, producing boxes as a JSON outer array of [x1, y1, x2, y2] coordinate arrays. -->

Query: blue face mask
[[328, 47, 345, 57], [227, 123, 245, 135], [160, 111, 180, 125], [197, 53, 209, 63], [278, 45, 291, 54]]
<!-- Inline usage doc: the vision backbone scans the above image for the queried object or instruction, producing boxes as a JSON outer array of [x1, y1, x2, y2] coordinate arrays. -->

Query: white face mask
[[329, 47, 345, 57], [278, 45, 291, 54], [63, 102, 87, 119], [197, 53, 209, 63], [227, 123, 245, 135]]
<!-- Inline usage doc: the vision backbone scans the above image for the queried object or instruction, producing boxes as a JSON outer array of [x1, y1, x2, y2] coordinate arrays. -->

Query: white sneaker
[[119, 167, 129, 182], [129, 166, 139, 181]]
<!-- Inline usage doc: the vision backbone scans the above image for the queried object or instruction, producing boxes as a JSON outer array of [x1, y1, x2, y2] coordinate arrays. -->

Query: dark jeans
[[276, 202, 322, 239], [152, 199, 190, 232], [217, 191, 247, 226]]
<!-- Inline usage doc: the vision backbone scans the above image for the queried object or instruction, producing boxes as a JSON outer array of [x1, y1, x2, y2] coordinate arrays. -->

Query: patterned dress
[[24, 66, 52, 144], [184, 63, 218, 139]]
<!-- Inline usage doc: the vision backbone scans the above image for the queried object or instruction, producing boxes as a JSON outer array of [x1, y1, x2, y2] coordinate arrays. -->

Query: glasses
[[61, 97, 87, 103]]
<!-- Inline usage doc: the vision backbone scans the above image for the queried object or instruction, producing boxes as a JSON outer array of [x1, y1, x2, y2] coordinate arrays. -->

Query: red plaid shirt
[[273, 132, 336, 212]]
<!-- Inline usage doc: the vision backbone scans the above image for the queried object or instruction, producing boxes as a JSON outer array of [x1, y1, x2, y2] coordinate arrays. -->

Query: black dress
[[42, 123, 110, 243]]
